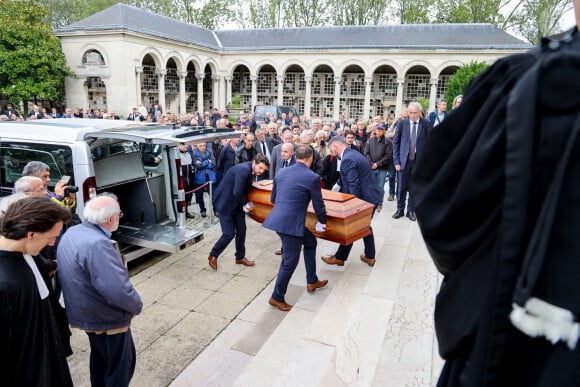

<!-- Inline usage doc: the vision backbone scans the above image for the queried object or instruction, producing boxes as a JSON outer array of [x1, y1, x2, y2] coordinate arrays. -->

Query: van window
[[90, 139, 140, 160], [0, 142, 74, 196]]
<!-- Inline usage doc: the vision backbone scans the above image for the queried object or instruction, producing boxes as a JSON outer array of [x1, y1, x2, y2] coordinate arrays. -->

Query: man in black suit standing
[[264, 145, 328, 311], [392, 102, 431, 221], [322, 136, 383, 267], [208, 154, 270, 270]]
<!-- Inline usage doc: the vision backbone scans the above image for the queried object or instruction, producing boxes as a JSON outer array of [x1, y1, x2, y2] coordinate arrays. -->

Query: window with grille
[[311, 99, 320, 116], [404, 74, 430, 100], [437, 75, 452, 99], [349, 100, 364, 121], [186, 95, 196, 113], [323, 74, 334, 95], [257, 73, 273, 94], [141, 65, 158, 91], [87, 77, 106, 90], [376, 74, 397, 98], [284, 74, 295, 94], [298, 74, 305, 92], [349, 74, 364, 96], [165, 68, 178, 94], [185, 71, 197, 93], [297, 99, 305, 115]]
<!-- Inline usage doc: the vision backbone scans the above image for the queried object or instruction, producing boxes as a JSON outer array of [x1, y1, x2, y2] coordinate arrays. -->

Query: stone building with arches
[[55, 3, 529, 121]]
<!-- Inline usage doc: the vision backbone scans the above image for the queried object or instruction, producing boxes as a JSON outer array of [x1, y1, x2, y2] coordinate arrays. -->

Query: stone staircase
[[171, 202, 444, 386]]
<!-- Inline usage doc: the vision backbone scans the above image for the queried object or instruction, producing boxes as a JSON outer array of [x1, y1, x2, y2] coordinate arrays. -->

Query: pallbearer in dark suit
[[264, 145, 328, 311], [322, 136, 383, 267], [392, 101, 432, 221], [208, 154, 270, 270]]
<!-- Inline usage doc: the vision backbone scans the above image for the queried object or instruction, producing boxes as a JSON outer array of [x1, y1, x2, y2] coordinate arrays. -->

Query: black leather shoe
[[392, 210, 404, 219], [407, 211, 417, 221]]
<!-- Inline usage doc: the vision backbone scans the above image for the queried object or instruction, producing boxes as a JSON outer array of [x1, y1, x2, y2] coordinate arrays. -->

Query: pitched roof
[[56, 3, 529, 51], [56, 3, 221, 49]]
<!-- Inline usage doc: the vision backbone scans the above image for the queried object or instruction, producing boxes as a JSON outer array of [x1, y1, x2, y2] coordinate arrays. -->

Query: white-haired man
[[58, 194, 142, 387]]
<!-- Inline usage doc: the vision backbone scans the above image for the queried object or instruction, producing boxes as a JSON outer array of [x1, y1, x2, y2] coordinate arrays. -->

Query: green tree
[[174, 0, 235, 29], [513, 0, 573, 44], [0, 0, 73, 108], [392, 0, 434, 24], [39, 0, 174, 29], [416, 97, 429, 113], [444, 61, 489, 104], [330, 0, 389, 25], [435, 0, 510, 25], [283, 0, 330, 27]]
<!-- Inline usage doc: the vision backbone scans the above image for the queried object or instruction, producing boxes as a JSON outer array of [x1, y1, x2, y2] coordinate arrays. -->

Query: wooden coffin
[[247, 180, 374, 245]]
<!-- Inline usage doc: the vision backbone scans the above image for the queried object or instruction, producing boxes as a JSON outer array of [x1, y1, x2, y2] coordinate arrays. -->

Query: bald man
[[58, 194, 142, 387]]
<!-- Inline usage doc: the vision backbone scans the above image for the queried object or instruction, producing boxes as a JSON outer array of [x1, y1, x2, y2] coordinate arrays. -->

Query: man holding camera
[[21, 161, 77, 212]]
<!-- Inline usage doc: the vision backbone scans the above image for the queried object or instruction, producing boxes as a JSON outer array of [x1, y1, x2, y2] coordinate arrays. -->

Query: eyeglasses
[[119, 211, 124, 218]]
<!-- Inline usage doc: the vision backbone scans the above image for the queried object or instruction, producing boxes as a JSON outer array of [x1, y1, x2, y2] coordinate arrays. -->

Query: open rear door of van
[[84, 125, 240, 256]]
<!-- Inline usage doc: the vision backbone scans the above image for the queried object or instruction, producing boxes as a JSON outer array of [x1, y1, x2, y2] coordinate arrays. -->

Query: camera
[[64, 185, 79, 197]]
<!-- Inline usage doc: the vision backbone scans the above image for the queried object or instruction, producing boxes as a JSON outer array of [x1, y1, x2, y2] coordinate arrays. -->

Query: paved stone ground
[[66, 212, 282, 386]]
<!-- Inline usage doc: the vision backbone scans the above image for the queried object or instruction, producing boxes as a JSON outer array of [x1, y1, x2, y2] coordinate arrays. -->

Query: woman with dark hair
[[0, 195, 73, 387]]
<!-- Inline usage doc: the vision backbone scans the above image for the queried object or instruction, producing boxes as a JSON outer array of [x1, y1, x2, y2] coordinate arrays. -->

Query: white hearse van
[[0, 119, 237, 261]]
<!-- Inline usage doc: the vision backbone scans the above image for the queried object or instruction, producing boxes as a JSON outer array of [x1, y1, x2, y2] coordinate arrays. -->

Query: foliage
[[230, 95, 241, 108], [444, 61, 489, 104], [0, 0, 73, 106], [513, 0, 574, 44], [39, 0, 174, 29], [283, 0, 330, 27], [174, 0, 235, 29], [416, 97, 429, 114], [330, 0, 389, 25], [392, 0, 434, 24], [434, 0, 509, 25]]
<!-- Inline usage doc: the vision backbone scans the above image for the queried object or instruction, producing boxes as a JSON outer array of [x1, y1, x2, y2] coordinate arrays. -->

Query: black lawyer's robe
[[0, 250, 73, 387], [411, 28, 580, 386]]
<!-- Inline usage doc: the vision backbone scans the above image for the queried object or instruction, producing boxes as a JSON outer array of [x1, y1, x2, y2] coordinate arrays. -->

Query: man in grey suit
[[392, 101, 432, 221], [269, 129, 295, 180], [264, 145, 328, 311]]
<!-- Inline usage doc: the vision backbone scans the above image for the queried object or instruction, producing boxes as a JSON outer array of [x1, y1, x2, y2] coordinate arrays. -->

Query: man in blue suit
[[208, 154, 270, 270], [392, 102, 432, 221], [322, 136, 383, 267], [264, 146, 328, 311]]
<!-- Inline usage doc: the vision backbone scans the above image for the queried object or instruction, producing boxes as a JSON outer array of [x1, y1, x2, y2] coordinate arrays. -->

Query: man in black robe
[[411, 6, 580, 385]]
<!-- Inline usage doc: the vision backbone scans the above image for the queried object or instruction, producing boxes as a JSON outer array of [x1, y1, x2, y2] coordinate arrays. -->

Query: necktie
[[409, 121, 417, 161], [261, 142, 266, 154]]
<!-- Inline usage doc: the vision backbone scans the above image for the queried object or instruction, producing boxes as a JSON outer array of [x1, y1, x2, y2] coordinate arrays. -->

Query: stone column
[[429, 78, 439, 113], [225, 76, 233, 106], [277, 75, 284, 106], [212, 75, 220, 110], [135, 66, 143, 108], [250, 75, 258, 111], [196, 72, 205, 114], [363, 76, 372, 121], [157, 69, 166, 114], [395, 77, 405, 117], [304, 76, 312, 118], [333, 76, 341, 121], [178, 71, 187, 117], [219, 76, 227, 111]]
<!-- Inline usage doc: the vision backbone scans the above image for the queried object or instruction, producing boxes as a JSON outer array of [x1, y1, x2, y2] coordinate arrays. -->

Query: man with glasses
[[58, 194, 142, 387]]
